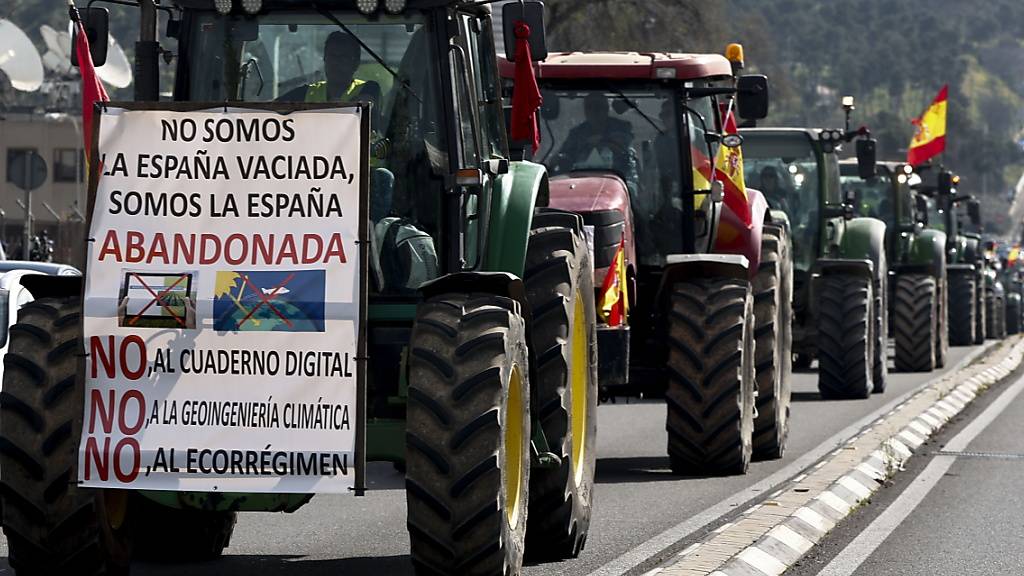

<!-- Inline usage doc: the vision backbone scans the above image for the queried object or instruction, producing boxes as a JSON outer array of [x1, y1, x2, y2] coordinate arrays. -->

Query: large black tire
[[872, 256, 889, 393], [975, 274, 987, 344], [406, 294, 531, 576], [130, 495, 236, 561], [752, 228, 791, 460], [1007, 296, 1021, 335], [0, 298, 133, 575], [893, 274, 936, 372], [948, 272, 975, 346], [665, 278, 755, 475], [522, 210, 598, 560], [818, 275, 873, 399], [985, 292, 1004, 340], [934, 277, 949, 369]]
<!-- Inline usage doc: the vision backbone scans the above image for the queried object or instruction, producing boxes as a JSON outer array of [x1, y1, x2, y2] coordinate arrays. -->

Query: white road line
[[815, 372, 1024, 576], [737, 546, 787, 576], [584, 343, 994, 576]]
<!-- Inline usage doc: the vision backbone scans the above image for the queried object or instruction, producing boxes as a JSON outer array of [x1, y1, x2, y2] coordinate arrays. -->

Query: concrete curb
[[647, 338, 1024, 576]]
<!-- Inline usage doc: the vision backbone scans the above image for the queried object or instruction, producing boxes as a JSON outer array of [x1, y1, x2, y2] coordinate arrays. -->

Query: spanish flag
[[907, 85, 947, 166], [598, 236, 628, 327], [714, 107, 751, 225], [71, 1, 109, 161]]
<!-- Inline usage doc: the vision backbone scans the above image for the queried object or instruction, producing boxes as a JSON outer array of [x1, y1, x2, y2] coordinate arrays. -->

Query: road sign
[[7, 150, 47, 191]]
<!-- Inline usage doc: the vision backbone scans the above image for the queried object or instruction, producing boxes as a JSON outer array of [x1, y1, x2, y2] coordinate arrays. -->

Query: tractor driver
[[557, 92, 638, 194], [280, 31, 382, 106], [759, 166, 797, 218]]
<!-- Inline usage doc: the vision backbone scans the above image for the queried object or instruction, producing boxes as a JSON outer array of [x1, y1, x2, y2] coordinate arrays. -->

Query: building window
[[54, 148, 84, 183], [6, 148, 38, 185]]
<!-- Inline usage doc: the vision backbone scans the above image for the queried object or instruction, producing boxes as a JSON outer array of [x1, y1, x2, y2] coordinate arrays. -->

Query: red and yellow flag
[[598, 236, 628, 327], [71, 2, 109, 160], [714, 106, 751, 225], [907, 85, 947, 166]]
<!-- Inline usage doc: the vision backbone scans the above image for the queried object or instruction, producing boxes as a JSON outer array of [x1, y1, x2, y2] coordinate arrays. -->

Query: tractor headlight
[[383, 0, 407, 14], [356, 0, 379, 14], [214, 0, 232, 14], [240, 0, 262, 13]]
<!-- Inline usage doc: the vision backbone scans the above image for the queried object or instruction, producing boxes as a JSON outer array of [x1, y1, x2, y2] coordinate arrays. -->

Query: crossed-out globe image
[[213, 270, 326, 333]]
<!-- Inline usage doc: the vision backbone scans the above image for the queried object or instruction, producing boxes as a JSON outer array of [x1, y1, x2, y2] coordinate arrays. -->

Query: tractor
[[995, 242, 1024, 335], [740, 125, 888, 399], [839, 160, 948, 372], [0, 1, 600, 575], [502, 46, 792, 471]]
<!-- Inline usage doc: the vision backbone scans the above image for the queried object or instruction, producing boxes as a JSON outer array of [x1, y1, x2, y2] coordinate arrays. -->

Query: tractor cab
[[839, 160, 921, 261]]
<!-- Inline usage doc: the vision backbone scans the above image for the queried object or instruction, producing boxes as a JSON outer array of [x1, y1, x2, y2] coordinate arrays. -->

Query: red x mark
[[128, 273, 188, 327], [236, 273, 295, 329]]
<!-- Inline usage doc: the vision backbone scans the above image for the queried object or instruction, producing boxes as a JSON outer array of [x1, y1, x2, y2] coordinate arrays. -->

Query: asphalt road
[[0, 345, 985, 576], [788, 355, 1024, 576]]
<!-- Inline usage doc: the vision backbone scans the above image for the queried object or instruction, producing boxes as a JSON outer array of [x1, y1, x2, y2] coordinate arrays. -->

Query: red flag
[[72, 7, 109, 159], [510, 21, 542, 153]]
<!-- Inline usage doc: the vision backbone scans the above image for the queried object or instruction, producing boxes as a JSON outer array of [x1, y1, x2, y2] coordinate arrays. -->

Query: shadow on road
[[791, 391, 823, 402], [132, 554, 413, 575], [594, 456, 688, 483]]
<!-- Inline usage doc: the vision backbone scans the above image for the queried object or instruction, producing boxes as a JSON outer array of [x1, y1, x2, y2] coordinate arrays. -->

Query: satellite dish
[[0, 19, 44, 92], [40, 24, 72, 75], [97, 35, 132, 88]]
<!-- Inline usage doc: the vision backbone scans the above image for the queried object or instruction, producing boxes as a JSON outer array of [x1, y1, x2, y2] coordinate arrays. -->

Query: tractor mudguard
[[713, 187, 767, 277], [962, 236, 980, 266], [419, 271, 530, 323], [838, 217, 886, 281], [656, 253, 749, 308], [949, 235, 970, 264], [484, 160, 547, 277], [816, 258, 874, 278], [898, 229, 947, 277]]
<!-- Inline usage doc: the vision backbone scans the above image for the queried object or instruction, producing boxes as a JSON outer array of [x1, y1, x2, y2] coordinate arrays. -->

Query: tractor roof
[[739, 127, 822, 137], [499, 51, 733, 81]]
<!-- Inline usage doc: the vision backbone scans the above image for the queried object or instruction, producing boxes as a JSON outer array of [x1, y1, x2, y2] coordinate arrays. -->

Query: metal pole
[[22, 153, 32, 260], [135, 0, 160, 101]]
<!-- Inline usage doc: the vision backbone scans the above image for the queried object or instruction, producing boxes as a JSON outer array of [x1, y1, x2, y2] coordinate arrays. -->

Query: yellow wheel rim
[[103, 490, 129, 531], [570, 291, 589, 487], [504, 364, 525, 530]]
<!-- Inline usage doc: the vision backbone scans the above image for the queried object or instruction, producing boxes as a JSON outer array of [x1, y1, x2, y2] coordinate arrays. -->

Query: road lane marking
[[585, 343, 995, 576], [815, 371, 1024, 576], [768, 525, 814, 554], [737, 546, 787, 576]]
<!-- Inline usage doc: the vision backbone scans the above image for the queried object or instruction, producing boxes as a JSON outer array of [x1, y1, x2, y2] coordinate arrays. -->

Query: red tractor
[[502, 47, 794, 472]]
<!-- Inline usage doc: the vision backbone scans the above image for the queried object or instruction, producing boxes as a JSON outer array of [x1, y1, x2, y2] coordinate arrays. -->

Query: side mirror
[[736, 74, 769, 120], [915, 195, 929, 226], [503, 1, 548, 62], [856, 139, 877, 179], [968, 199, 982, 226], [71, 7, 110, 67]]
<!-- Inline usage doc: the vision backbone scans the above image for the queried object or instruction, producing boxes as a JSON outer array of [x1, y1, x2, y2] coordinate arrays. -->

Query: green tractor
[[1, 1, 600, 574], [839, 160, 948, 372], [916, 170, 988, 346], [740, 126, 888, 398]]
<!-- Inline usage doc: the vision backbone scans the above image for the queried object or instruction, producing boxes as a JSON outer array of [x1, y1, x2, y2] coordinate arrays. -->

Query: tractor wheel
[[522, 210, 598, 560], [985, 292, 1001, 340], [1007, 297, 1021, 335], [872, 256, 889, 393], [406, 293, 531, 576], [0, 298, 133, 575], [975, 276, 987, 344], [948, 273, 975, 346], [665, 278, 755, 475], [752, 229, 791, 460], [130, 495, 236, 561], [934, 278, 949, 369], [893, 274, 937, 372], [996, 297, 1007, 339], [817, 275, 873, 399]]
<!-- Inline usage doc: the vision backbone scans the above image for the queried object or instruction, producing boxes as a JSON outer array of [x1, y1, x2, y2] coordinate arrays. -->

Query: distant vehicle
[[0, 261, 81, 276]]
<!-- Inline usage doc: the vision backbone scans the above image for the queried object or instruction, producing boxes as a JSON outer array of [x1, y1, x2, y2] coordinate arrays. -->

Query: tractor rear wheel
[[934, 278, 949, 368], [665, 278, 755, 475], [986, 292, 1003, 340], [1007, 296, 1021, 335], [130, 496, 236, 561], [948, 272, 975, 346], [752, 228, 791, 460], [893, 274, 936, 372], [975, 275, 987, 344], [406, 293, 531, 576], [872, 256, 889, 392], [522, 210, 598, 560], [0, 298, 133, 575], [818, 275, 873, 399]]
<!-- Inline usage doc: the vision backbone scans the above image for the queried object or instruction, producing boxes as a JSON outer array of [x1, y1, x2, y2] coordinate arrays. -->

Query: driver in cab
[[281, 31, 382, 106], [557, 92, 636, 182]]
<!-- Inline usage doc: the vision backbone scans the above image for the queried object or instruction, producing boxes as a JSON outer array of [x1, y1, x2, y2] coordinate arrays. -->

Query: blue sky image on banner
[[213, 270, 326, 332]]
